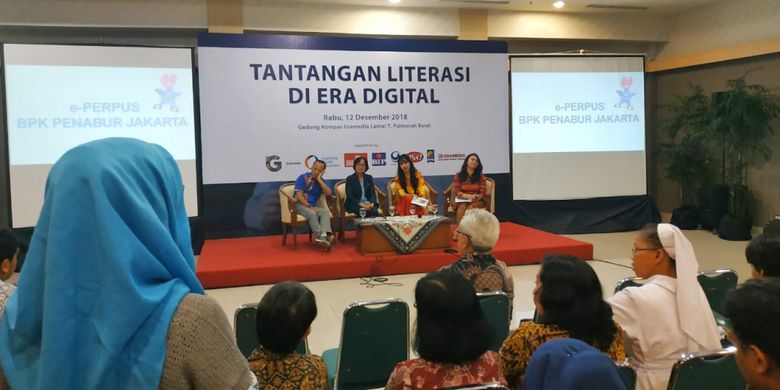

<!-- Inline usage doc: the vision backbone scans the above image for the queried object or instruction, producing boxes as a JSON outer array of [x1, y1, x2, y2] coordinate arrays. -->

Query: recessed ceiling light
[[553, 1, 565, 8], [389, 0, 401, 4]]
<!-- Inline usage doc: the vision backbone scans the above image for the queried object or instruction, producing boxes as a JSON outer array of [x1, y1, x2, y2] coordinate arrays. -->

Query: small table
[[356, 216, 452, 256]]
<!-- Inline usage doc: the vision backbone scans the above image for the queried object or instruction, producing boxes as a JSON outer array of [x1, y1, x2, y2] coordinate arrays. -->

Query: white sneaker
[[315, 236, 330, 246]]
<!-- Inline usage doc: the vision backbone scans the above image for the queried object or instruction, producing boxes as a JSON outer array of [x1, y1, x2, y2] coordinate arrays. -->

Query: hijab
[[524, 338, 630, 390], [0, 138, 203, 389]]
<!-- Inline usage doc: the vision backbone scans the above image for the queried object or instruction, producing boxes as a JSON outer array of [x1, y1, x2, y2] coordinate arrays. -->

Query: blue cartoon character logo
[[615, 77, 636, 110], [154, 73, 182, 112]]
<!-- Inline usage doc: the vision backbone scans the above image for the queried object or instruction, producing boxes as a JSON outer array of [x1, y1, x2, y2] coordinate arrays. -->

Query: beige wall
[[651, 53, 780, 223], [659, 0, 780, 59]]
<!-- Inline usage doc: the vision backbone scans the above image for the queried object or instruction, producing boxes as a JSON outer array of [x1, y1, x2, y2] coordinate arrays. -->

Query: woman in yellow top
[[393, 154, 428, 216]]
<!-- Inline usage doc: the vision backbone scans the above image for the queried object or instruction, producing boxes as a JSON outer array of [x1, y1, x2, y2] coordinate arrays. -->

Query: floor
[[205, 228, 751, 357]]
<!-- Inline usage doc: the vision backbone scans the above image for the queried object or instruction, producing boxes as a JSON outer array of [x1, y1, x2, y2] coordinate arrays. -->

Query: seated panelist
[[452, 153, 487, 224], [344, 156, 380, 218], [393, 154, 427, 216]]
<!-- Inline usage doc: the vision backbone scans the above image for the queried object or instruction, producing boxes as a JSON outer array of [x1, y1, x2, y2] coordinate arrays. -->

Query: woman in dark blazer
[[344, 156, 380, 217]]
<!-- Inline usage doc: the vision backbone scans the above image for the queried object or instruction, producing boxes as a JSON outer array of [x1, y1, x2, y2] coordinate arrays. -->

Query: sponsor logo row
[[266, 149, 462, 172]]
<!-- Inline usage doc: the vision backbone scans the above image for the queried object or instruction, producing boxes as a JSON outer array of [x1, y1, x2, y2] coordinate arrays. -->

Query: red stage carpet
[[196, 222, 593, 289]]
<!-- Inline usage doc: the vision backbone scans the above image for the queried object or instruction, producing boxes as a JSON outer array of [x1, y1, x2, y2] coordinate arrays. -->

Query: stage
[[195, 222, 593, 289]]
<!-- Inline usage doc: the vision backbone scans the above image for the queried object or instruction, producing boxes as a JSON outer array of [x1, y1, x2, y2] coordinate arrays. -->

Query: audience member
[[451, 153, 487, 224], [294, 159, 335, 249], [744, 233, 780, 279], [0, 138, 255, 389], [524, 338, 630, 390], [724, 278, 780, 390], [0, 228, 19, 317], [608, 223, 721, 390], [344, 156, 380, 218], [249, 281, 327, 389], [385, 270, 506, 389], [500, 254, 624, 389], [441, 208, 514, 304], [392, 154, 428, 216]]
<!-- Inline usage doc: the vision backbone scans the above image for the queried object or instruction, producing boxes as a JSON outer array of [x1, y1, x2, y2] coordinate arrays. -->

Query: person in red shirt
[[451, 153, 487, 224], [385, 270, 507, 389]]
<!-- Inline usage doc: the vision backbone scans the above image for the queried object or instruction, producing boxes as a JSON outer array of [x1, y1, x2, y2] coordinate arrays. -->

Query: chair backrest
[[333, 298, 410, 390], [667, 347, 746, 390], [334, 180, 348, 215], [697, 269, 738, 314], [279, 182, 296, 224], [234, 303, 309, 359], [335, 179, 385, 216], [614, 276, 647, 294], [477, 291, 511, 352], [485, 177, 495, 213]]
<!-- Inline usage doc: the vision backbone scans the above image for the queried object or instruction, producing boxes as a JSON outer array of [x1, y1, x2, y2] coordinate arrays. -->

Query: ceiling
[[262, 0, 722, 15]]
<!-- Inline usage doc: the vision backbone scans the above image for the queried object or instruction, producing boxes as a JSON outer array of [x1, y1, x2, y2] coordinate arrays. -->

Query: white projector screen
[[510, 55, 646, 200], [3, 44, 199, 228]]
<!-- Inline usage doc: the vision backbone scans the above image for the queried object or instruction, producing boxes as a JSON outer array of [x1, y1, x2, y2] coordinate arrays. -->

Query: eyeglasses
[[456, 230, 471, 239], [631, 247, 659, 254]]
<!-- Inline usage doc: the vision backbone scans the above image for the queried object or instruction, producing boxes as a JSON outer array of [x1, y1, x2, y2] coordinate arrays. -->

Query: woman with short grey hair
[[441, 208, 514, 305]]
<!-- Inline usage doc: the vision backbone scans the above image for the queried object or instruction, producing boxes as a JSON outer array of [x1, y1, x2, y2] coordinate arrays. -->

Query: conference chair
[[322, 298, 410, 390], [443, 177, 496, 219], [477, 291, 511, 352], [667, 346, 746, 390], [233, 303, 309, 359], [279, 182, 336, 249], [386, 178, 439, 214], [333, 179, 387, 242], [613, 276, 647, 293], [696, 269, 738, 314], [616, 359, 637, 389]]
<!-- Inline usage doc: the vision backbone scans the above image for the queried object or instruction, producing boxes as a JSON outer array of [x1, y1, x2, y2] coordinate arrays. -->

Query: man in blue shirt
[[294, 159, 334, 249]]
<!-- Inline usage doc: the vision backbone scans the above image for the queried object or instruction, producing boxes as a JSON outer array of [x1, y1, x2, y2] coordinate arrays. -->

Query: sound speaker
[[699, 184, 728, 230], [671, 205, 699, 230]]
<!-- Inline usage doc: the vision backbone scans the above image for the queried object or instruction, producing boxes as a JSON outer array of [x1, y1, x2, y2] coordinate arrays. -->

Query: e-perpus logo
[[304, 155, 319, 169], [407, 151, 424, 163], [266, 155, 282, 172], [344, 153, 368, 168]]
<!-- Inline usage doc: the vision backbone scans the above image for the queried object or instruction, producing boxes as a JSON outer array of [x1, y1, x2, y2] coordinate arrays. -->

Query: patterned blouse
[[385, 351, 507, 390], [441, 253, 514, 304], [0, 279, 16, 318], [499, 321, 626, 388], [452, 173, 487, 209], [248, 347, 328, 390]]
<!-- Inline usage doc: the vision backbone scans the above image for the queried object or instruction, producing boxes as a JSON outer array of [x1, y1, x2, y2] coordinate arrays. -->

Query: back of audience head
[[535, 254, 617, 351], [724, 278, 780, 390], [0, 228, 19, 281], [457, 208, 500, 253], [0, 138, 206, 388], [256, 281, 317, 355], [524, 338, 629, 390], [745, 234, 780, 279], [414, 270, 493, 364]]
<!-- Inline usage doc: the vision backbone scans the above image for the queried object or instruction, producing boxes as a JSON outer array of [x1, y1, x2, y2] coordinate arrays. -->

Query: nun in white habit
[[607, 223, 721, 390]]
